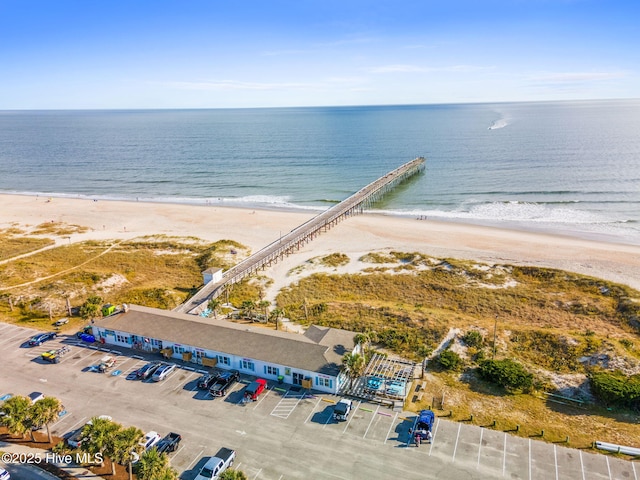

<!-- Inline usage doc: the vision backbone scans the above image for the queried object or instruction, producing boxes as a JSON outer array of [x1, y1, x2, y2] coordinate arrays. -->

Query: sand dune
[[2, 194, 640, 293]]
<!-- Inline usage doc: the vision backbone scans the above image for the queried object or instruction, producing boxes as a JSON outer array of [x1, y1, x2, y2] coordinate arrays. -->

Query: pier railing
[[174, 157, 425, 314]]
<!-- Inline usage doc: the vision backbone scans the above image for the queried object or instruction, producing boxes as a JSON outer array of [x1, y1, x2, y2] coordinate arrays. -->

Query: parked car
[[333, 398, 353, 421], [27, 392, 45, 404], [53, 318, 69, 327], [151, 363, 177, 382], [136, 362, 162, 380], [197, 372, 220, 390], [131, 431, 161, 463], [194, 448, 236, 480], [243, 378, 267, 402], [410, 409, 434, 444], [209, 370, 240, 397], [97, 356, 116, 373], [41, 345, 71, 364], [28, 332, 57, 346], [0, 467, 10, 480], [155, 432, 182, 454], [67, 415, 112, 448]]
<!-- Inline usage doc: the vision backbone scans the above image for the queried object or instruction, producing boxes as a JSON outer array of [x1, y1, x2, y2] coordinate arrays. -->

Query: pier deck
[[174, 157, 425, 315]]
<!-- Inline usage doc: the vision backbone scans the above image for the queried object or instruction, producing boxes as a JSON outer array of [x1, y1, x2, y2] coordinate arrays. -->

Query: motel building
[[91, 304, 358, 394]]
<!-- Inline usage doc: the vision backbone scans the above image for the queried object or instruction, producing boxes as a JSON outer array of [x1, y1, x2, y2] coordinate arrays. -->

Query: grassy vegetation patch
[[0, 237, 247, 322], [31, 221, 89, 236], [0, 229, 55, 260]]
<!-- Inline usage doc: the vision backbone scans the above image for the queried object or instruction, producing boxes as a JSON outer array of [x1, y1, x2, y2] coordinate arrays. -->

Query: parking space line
[[251, 468, 263, 480], [270, 389, 305, 419], [66, 416, 88, 435], [50, 412, 74, 433], [477, 427, 483, 468], [383, 412, 398, 444], [579, 450, 585, 480], [252, 385, 272, 410], [171, 371, 198, 392], [451, 422, 461, 462], [428, 418, 440, 456], [184, 448, 204, 471], [503, 432, 507, 477], [529, 439, 532, 480], [341, 401, 361, 434], [362, 404, 379, 438], [304, 396, 324, 424], [606, 455, 612, 480], [632, 461, 637, 480], [554, 444, 558, 480], [0, 330, 29, 346], [71, 349, 100, 366], [169, 444, 187, 464]]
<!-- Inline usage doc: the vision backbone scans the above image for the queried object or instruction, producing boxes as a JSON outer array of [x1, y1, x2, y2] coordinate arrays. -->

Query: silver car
[[151, 363, 177, 382]]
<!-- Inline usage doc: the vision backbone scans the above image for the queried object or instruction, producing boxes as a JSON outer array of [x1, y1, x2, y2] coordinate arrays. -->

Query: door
[[292, 372, 304, 385]]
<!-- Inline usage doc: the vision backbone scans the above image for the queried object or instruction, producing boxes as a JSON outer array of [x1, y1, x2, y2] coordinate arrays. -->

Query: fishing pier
[[174, 157, 425, 315]]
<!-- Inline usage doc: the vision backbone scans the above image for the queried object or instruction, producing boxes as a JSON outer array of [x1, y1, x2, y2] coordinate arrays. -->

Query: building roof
[[95, 305, 354, 376]]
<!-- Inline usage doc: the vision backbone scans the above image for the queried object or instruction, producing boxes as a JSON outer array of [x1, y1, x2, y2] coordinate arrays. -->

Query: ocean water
[[1, 100, 639, 244]]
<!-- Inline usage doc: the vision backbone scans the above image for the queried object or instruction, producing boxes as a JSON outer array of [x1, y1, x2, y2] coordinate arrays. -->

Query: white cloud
[[529, 71, 626, 84], [160, 76, 365, 92], [368, 64, 492, 74]]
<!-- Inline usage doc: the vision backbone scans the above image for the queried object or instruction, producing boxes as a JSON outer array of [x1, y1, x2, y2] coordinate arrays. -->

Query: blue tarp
[[80, 333, 96, 343]]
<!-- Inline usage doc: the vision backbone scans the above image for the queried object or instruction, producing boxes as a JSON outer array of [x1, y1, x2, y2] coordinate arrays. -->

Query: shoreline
[[2, 193, 640, 292]]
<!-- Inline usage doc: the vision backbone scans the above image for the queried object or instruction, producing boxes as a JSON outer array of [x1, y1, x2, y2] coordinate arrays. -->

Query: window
[[115, 334, 129, 343], [217, 355, 230, 366], [241, 359, 255, 371], [173, 345, 185, 354], [264, 365, 279, 376], [316, 377, 333, 388]]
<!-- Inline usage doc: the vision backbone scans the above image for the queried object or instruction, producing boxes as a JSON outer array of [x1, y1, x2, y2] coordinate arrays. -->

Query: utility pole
[[492, 315, 498, 359]]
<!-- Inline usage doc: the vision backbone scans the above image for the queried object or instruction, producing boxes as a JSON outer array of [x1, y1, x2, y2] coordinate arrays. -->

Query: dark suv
[[197, 372, 220, 390]]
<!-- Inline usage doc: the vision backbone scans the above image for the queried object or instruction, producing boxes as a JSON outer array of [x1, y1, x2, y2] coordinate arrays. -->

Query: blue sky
[[1, 0, 638, 109]]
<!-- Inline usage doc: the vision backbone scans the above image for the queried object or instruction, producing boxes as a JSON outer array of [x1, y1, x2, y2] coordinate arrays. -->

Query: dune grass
[[0, 235, 247, 324]]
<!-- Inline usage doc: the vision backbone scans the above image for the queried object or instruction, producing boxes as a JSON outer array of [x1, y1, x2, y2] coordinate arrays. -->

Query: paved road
[[1, 323, 636, 480], [0, 460, 62, 480]]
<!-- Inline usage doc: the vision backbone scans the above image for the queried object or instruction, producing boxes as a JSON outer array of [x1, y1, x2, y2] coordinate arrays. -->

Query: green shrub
[[437, 350, 463, 371], [588, 369, 640, 409], [463, 330, 484, 348], [478, 358, 533, 393]]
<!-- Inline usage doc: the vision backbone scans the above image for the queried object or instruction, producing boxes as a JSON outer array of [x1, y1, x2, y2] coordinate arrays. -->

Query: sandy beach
[[2, 193, 640, 293]]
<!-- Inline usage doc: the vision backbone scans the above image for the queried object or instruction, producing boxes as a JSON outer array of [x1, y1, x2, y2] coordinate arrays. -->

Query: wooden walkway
[[174, 157, 425, 314]]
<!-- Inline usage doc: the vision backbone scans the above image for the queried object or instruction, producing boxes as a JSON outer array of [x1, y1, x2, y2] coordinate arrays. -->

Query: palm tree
[[207, 298, 221, 319], [269, 307, 284, 330], [0, 395, 31, 439], [240, 300, 256, 321], [155, 466, 179, 480], [110, 426, 144, 480], [353, 331, 377, 360], [135, 447, 171, 480], [341, 352, 366, 389], [221, 470, 249, 480], [258, 300, 270, 323], [30, 396, 62, 443], [81, 416, 121, 468]]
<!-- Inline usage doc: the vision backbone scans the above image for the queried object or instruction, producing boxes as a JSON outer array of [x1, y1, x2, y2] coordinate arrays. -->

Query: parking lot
[[1, 322, 638, 480]]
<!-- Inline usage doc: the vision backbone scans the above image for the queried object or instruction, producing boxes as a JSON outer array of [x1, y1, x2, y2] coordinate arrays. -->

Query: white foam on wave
[[488, 119, 508, 130], [378, 201, 608, 225]]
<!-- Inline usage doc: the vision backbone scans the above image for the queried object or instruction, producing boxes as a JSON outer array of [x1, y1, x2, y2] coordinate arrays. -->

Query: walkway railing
[[174, 157, 425, 314]]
